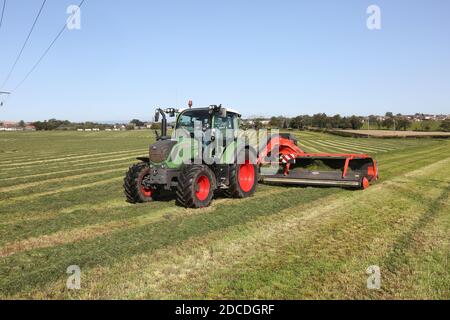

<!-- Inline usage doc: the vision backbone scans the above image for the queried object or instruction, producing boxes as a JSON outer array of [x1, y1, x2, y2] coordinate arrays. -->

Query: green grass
[[0, 130, 449, 299]]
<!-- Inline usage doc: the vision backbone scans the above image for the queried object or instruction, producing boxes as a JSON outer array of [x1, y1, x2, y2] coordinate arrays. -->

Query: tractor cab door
[[213, 112, 237, 146], [210, 112, 238, 162]]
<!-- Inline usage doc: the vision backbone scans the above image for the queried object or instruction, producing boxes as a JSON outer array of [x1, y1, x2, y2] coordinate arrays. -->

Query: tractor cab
[[154, 105, 240, 142], [176, 105, 240, 141]]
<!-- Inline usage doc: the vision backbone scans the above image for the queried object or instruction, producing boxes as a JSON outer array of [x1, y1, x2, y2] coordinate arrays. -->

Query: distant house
[[2, 127, 21, 131], [0, 122, 21, 131], [24, 125, 36, 131]]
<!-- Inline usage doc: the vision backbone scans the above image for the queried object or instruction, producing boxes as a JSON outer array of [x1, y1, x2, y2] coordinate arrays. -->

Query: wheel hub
[[195, 175, 210, 201], [238, 161, 255, 192]]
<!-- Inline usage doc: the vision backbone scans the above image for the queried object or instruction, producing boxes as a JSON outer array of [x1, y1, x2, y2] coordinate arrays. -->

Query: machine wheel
[[360, 176, 370, 190], [176, 165, 216, 208], [124, 162, 155, 203], [226, 151, 258, 198]]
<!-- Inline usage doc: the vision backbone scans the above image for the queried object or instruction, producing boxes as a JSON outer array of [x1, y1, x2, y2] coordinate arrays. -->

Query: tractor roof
[[178, 106, 241, 117]]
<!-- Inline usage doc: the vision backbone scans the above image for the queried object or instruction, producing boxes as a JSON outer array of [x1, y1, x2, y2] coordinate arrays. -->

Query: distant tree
[[440, 119, 450, 132], [269, 116, 283, 128], [32, 121, 47, 130], [312, 113, 328, 128], [349, 116, 363, 130], [420, 121, 432, 131], [18, 120, 26, 128], [382, 118, 394, 129], [130, 119, 144, 127], [375, 119, 383, 129], [253, 119, 263, 130], [396, 118, 410, 131], [301, 115, 312, 128], [368, 115, 378, 129], [330, 114, 341, 128], [385, 112, 394, 118], [289, 116, 302, 129], [289, 115, 311, 129], [283, 118, 289, 129], [338, 117, 351, 129]]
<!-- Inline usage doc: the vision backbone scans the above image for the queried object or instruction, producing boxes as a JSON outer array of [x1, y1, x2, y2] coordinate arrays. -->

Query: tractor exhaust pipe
[[155, 108, 167, 139]]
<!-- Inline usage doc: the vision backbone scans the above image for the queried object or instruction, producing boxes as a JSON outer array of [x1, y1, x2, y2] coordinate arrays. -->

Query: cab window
[[214, 114, 235, 130], [176, 110, 211, 132]]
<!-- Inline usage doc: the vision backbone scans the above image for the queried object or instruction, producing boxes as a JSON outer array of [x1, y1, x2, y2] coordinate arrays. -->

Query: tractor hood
[[149, 139, 177, 163]]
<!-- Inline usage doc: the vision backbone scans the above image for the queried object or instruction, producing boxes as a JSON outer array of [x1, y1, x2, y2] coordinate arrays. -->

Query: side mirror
[[154, 111, 160, 122]]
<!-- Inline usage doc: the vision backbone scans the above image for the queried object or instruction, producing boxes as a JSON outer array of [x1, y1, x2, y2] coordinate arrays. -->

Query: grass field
[[0, 130, 449, 299]]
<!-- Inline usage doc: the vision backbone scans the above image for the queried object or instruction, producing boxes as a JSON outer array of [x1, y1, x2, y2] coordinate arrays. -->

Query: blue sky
[[0, 0, 449, 121]]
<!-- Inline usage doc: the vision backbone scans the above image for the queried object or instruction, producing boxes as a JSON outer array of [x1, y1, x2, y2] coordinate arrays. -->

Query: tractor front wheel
[[176, 165, 216, 208], [124, 162, 155, 203]]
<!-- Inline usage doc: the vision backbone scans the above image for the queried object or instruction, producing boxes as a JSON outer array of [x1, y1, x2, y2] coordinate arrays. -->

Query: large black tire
[[124, 162, 155, 203], [176, 165, 216, 208], [226, 150, 258, 198]]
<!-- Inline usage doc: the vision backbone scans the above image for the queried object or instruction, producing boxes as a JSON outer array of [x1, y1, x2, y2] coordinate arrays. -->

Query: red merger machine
[[258, 133, 378, 190]]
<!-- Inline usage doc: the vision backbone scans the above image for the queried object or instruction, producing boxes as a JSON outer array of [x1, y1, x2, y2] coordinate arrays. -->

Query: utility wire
[[11, 0, 85, 93], [0, 0, 6, 33], [0, 0, 47, 90]]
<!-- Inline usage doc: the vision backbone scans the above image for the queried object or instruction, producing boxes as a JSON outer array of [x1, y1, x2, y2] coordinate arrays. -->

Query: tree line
[[268, 114, 365, 130], [254, 113, 449, 132], [32, 119, 116, 131]]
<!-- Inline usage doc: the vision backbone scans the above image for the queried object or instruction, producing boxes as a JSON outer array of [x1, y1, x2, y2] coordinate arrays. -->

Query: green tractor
[[124, 104, 259, 208]]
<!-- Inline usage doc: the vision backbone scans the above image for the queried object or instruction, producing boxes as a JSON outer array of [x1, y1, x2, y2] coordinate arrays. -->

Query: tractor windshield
[[176, 110, 211, 132]]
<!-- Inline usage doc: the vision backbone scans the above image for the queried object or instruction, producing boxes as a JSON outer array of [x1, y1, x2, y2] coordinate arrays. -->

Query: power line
[[0, 0, 6, 32], [0, 0, 47, 90], [11, 0, 85, 93]]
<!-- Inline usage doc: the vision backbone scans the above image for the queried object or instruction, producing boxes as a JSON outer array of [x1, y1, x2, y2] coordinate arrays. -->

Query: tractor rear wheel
[[176, 165, 216, 208], [226, 154, 258, 199], [124, 162, 155, 203]]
